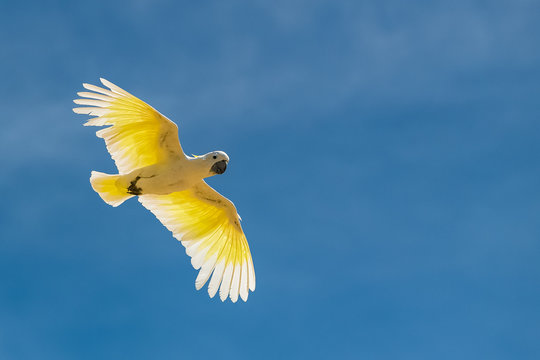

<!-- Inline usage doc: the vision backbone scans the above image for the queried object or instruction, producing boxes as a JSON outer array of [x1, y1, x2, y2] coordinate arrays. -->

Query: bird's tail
[[90, 171, 134, 207]]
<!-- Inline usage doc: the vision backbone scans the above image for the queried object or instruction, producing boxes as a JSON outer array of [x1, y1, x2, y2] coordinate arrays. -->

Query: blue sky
[[1, 0, 539, 359]]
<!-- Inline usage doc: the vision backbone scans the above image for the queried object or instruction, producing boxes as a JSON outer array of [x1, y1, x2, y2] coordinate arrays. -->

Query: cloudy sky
[[1, 1, 539, 359]]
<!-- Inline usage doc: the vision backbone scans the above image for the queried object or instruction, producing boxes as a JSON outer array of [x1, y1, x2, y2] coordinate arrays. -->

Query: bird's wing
[[138, 181, 255, 302], [73, 78, 184, 174]]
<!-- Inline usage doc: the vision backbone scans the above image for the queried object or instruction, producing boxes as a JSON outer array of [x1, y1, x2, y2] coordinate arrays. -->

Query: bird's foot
[[127, 176, 143, 195]]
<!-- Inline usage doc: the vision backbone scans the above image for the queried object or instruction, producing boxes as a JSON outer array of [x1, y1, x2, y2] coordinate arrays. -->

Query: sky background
[[1, 0, 539, 359]]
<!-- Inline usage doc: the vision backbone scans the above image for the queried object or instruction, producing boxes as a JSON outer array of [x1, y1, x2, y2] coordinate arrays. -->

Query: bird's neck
[[186, 157, 212, 179]]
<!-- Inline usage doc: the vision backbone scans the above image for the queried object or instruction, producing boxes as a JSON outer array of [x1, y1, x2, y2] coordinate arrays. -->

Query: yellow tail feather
[[90, 171, 133, 207]]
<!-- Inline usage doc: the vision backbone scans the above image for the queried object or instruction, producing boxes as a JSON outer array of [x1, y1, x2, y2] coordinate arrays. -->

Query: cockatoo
[[73, 78, 255, 302]]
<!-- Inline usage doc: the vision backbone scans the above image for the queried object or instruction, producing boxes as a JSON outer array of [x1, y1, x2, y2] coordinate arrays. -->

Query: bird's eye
[[213, 155, 217, 159]]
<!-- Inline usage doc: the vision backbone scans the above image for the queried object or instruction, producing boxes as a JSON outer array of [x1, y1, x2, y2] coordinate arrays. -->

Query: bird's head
[[196, 151, 230, 176]]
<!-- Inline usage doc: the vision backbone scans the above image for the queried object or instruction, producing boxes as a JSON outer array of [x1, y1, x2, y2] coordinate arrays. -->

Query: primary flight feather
[[73, 78, 255, 302]]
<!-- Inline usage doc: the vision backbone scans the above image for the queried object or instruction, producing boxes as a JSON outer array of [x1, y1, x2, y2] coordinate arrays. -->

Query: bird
[[73, 78, 255, 302]]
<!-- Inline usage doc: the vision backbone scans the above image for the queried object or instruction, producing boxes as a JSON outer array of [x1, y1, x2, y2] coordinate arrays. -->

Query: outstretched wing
[[139, 181, 255, 302], [73, 78, 184, 174]]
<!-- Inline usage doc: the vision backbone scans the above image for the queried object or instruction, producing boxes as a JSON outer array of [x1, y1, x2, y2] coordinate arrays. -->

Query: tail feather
[[90, 171, 133, 207]]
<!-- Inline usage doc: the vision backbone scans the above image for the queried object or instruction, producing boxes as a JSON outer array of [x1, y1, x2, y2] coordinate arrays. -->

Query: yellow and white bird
[[73, 78, 255, 302]]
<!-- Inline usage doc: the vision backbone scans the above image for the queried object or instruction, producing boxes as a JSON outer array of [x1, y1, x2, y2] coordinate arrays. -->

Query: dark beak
[[211, 160, 228, 174]]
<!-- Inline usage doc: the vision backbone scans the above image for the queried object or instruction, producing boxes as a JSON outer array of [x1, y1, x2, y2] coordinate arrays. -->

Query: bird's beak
[[211, 160, 228, 174]]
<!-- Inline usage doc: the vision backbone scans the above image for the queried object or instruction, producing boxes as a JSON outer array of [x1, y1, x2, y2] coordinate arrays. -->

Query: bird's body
[[117, 152, 229, 196], [73, 79, 255, 302]]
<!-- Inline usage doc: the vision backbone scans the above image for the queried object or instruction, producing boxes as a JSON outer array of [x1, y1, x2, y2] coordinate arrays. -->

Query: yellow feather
[[73, 78, 182, 174], [139, 186, 255, 302]]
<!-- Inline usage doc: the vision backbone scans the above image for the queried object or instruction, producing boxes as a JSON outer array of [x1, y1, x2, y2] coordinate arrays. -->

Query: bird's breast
[[134, 162, 201, 195]]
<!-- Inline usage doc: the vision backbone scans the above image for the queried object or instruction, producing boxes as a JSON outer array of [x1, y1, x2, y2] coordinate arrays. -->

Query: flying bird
[[73, 78, 255, 302]]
